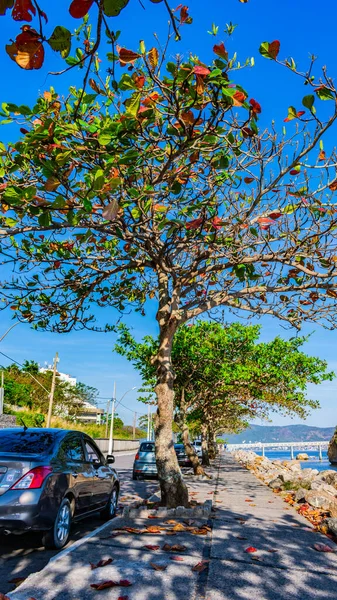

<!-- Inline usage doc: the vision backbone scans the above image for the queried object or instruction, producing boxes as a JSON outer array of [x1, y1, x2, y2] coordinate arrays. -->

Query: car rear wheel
[[42, 498, 72, 549], [100, 485, 119, 521], [132, 470, 140, 480]]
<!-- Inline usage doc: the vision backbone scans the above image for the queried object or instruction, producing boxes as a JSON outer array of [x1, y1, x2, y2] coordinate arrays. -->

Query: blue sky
[[0, 0, 336, 428]]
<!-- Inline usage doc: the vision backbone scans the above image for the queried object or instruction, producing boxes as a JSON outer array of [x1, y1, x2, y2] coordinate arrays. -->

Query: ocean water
[[252, 449, 337, 473]]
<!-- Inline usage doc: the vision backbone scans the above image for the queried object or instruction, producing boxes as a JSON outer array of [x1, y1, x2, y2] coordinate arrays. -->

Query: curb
[[123, 499, 213, 519]]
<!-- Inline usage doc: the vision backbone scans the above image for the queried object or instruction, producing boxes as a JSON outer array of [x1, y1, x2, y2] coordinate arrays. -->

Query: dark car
[[0, 428, 119, 549], [174, 443, 192, 467], [132, 441, 157, 479]]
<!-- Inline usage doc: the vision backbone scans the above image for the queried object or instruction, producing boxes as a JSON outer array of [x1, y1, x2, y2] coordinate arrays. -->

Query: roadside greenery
[[116, 321, 334, 473]]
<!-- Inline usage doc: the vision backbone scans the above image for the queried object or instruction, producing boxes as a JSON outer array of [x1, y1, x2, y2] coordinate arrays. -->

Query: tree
[[0, 1, 192, 73], [1, 37, 337, 506], [116, 321, 334, 472], [22, 359, 39, 374]]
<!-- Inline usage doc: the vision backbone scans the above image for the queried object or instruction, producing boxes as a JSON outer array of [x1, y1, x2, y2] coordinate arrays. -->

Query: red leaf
[[143, 545, 160, 551], [193, 65, 210, 76], [245, 547, 258, 553], [192, 560, 209, 572], [90, 580, 132, 590], [186, 217, 203, 230], [213, 43, 228, 60], [180, 5, 190, 23], [162, 544, 187, 552], [7, 26, 45, 70], [257, 217, 275, 226], [233, 91, 246, 106], [297, 110, 305, 117], [211, 216, 223, 230], [20, 127, 29, 134], [267, 212, 282, 219], [318, 150, 326, 161], [133, 74, 145, 89], [249, 98, 261, 114], [118, 597, 129, 600], [244, 177, 254, 184], [118, 47, 141, 65], [170, 556, 184, 561], [268, 40, 280, 59], [90, 558, 113, 570], [150, 562, 167, 571], [69, 0, 94, 18], [329, 180, 337, 191], [12, 0, 36, 21], [290, 169, 300, 175], [313, 543, 336, 553]]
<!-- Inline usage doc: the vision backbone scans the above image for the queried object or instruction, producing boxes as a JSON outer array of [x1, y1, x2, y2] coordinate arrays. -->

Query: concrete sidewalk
[[8, 453, 337, 600]]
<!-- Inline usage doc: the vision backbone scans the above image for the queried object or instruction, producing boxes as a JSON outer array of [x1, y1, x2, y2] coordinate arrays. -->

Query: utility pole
[[108, 381, 116, 455], [0, 371, 4, 415], [105, 399, 111, 438], [46, 353, 59, 428], [133, 411, 137, 440]]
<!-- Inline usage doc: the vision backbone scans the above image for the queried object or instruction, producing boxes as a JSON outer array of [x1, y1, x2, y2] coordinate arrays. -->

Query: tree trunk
[[154, 322, 189, 508], [208, 426, 216, 460], [181, 420, 205, 476], [201, 423, 210, 466]]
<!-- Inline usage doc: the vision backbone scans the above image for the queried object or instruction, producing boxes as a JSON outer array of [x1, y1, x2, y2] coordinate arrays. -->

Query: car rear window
[[0, 431, 56, 455], [139, 442, 155, 452]]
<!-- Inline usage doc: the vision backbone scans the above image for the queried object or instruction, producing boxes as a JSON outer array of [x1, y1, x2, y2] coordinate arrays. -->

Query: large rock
[[328, 431, 337, 464], [294, 487, 308, 503], [296, 453, 309, 461], [305, 490, 334, 510], [311, 480, 337, 498], [325, 518, 337, 536]]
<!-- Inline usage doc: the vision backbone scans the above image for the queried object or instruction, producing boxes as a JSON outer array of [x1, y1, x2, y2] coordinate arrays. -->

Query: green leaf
[[119, 74, 136, 91], [316, 87, 334, 101], [48, 26, 72, 59], [259, 40, 280, 60], [98, 132, 112, 145], [125, 93, 141, 117], [103, 0, 129, 17], [302, 95, 315, 110]]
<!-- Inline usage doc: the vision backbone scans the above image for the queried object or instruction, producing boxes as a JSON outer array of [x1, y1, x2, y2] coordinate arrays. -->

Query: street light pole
[[0, 321, 25, 415], [108, 385, 137, 455]]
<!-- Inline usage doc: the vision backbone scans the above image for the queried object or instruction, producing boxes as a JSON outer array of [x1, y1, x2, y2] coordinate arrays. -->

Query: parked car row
[[132, 440, 202, 479], [0, 428, 203, 550]]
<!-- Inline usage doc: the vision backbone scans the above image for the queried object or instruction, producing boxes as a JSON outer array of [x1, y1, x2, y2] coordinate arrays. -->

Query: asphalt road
[[0, 452, 158, 595]]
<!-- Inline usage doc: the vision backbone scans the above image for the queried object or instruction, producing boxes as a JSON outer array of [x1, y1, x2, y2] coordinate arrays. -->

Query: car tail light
[[135, 453, 140, 460], [11, 466, 53, 490]]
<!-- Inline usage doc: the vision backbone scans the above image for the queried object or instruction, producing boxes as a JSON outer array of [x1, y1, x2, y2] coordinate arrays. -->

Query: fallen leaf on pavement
[[249, 504, 257, 507], [236, 536, 248, 540], [90, 580, 132, 590], [313, 543, 336, 553], [172, 523, 187, 532], [166, 531, 177, 536], [170, 556, 184, 561], [148, 515, 159, 519], [192, 560, 209, 572], [8, 578, 26, 585], [245, 547, 258, 553], [163, 544, 187, 552], [122, 527, 144, 534], [245, 499, 254, 503], [146, 526, 162, 533], [165, 520, 178, 525], [143, 545, 160, 551], [118, 597, 129, 600], [150, 562, 167, 571], [90, 558, 113, 570], [0, 594, 10, 600], [267, 549, 278, 553]]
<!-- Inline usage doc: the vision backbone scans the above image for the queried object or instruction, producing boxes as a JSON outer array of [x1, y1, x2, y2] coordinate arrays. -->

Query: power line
[[0, 350, 50, 394]]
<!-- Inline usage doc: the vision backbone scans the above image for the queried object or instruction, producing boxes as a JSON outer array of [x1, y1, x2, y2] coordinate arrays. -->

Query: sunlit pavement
[[0, 452, 158, 595]]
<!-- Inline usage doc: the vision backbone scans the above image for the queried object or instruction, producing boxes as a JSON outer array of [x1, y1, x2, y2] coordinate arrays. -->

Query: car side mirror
[[106, 454, 115, 464]]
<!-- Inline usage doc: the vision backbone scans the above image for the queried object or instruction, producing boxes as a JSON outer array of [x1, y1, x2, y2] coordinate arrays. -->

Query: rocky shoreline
[[233, 449, 337, 538]]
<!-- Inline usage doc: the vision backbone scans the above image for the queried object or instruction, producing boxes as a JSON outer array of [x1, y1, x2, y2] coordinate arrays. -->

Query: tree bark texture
[[201, 423, 210, 466], [208, 426, 216, 460], [181, 420, 205, 476], [154, 322, 189, 508]]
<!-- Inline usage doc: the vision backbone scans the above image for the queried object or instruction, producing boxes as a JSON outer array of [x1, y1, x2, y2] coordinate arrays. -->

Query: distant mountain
[[223, 424, 335, 444]]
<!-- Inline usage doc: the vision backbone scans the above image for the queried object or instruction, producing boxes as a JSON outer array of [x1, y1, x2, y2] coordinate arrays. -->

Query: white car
[[192, 440, 202, 457]]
